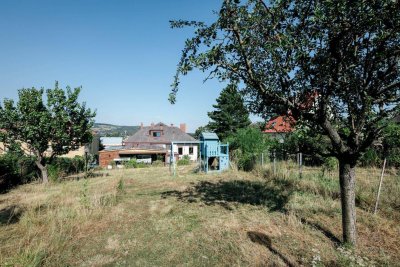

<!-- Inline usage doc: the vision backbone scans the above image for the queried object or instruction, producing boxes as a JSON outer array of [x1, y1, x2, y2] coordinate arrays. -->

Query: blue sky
[[0, 0, 259, 132]]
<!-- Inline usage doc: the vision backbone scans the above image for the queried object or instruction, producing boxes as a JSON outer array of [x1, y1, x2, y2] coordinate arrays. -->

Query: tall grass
[[0, 164, 398, 266]]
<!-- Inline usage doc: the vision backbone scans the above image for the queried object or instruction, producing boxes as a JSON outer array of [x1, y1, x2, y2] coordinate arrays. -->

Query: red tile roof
[[263, 115, 296, 133]]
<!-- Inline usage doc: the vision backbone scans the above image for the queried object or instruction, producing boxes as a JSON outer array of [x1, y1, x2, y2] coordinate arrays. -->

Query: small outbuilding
[[199, 132, 229, 173]]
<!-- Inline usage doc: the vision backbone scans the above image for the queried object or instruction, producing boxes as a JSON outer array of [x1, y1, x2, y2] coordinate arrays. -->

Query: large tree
[[170, 0, 400, 245], [0, 82, 95, 183], [208, 84, 251, 140]]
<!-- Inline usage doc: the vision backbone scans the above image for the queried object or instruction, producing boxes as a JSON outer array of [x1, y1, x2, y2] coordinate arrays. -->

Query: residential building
[[263, 115, 295, 140], [99, 122, 198, 167]]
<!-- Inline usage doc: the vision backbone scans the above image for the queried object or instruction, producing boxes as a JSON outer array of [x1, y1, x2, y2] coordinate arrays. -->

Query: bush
[[226, 128, 269, 171], [0, 151, 86, 189], [46, 156, 85, 181], [0, 152, 38, 192], [322, 157, 338, 175], [124, 159, 138, 168], [47, 164, 61, 182], [124, 158, 149, 168], [177, 155, 191, 166], [237, 153, 257, 172], [359, 148, 381, 167]]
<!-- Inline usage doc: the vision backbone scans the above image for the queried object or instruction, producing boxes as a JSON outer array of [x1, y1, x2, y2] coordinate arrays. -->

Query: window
[[178, 147, 183, 155], [189, 147, 193, 155], [152, 131, 161, 137]]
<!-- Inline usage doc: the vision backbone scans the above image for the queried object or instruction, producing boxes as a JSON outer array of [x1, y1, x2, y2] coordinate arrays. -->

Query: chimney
[[140, 122, 143, 129], [151, 122, 154, 127], [180, 123, 187, 133], [170, 123, 174, 127]]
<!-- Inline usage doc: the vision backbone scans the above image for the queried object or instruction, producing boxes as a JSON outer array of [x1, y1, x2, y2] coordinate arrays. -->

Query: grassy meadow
[[0, 163, 399, 266]]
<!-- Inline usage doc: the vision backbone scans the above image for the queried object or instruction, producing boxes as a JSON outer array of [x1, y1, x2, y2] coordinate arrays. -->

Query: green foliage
[[0, 82, 96, 182], [322, 157, 338, 175], [124, 158, 149, 168], [177, 155, 191, 166], [80, 179, 90, 209], [194, 125, 210, 139], [124, 159, 138, 169], [359, 148, 381, 167], [116, 178, 126, 203], [207, 84, 251, 140], [226, 127, 270, 171], [358, 122, 400, 167], [135, 162, 148, 168], [47, 164, 61, 183], [171, 0, 400, 162], [0, 152, 38, 191], [383, 122, 400, 167]]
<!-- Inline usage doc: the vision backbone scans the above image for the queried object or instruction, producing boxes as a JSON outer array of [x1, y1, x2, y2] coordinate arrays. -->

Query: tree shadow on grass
[[247, 231, 297, 267], [299, 217, 341, 245], [0, 205, 23, 225], [161, 179, 294, 212]]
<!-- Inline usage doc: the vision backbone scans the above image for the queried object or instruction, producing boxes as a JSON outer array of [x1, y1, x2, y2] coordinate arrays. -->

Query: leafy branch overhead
[[170, 0, 400, 159], [171, 0, 400, 246]]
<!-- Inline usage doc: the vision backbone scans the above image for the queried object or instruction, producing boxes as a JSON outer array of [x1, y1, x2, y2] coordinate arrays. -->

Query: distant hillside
[[93, 123, 140, 137]]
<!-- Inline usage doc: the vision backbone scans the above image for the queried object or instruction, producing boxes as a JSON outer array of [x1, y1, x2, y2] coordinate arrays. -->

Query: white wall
[[166, 144, 198, 162]]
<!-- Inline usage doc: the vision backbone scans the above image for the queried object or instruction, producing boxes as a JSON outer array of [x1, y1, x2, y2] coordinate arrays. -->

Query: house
[[263, 91, 319, 139], [263, 115, 296, 139], [99, 122, 198, 167]]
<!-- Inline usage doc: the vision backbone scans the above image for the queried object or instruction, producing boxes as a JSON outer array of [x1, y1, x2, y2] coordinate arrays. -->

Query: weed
[[116, 177, 126, 202], [80, 179, 90, 209]]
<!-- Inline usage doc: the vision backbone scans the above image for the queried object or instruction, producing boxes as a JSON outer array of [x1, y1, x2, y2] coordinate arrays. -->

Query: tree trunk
[[36, 159, 49, 184], [338, 160, 357, 246]]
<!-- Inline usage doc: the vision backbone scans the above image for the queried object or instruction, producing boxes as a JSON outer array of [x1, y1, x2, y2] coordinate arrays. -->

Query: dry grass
[[0, 164, 399, 266]]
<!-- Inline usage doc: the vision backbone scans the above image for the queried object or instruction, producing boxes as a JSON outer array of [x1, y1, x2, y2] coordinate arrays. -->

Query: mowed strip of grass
[[0, 164, 399, 266]]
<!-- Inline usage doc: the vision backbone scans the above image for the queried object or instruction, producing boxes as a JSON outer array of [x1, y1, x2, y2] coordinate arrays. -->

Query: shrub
[[124, 158, 149, 168], [226, 128, 269, 171], [237, 153, 257, 172], [177, 155, 190, 166], [124, 159, 138, 169], [46, 156, 85, 181], [0, 152, 38, 192], [359, 148, 381, 167], [322, 157, 338, 175], [47, 164, 61, 182]]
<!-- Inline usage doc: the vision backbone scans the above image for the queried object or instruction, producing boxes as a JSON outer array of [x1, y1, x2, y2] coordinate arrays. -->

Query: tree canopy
[[0, 82, 95, 183], [171, 0, 400, 246], [207, 84, 251, 140]]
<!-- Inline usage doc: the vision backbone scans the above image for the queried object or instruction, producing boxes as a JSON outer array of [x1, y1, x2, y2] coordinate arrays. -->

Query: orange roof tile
[[263, 116, 295, 133]]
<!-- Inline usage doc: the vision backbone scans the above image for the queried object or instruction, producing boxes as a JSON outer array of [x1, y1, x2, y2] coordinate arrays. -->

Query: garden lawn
[[0, 164, 399, 266]]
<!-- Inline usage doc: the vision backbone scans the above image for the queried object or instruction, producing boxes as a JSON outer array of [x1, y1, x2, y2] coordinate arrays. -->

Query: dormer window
[[152, 131, 161, 137]]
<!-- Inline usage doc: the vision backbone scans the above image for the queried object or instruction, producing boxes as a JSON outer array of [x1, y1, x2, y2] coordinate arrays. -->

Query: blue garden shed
[[199, 132, 229, 173]]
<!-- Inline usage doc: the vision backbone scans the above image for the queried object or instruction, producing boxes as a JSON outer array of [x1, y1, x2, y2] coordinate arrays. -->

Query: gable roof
[[124, 122, 196, 144], [263, 116, 296, 133]]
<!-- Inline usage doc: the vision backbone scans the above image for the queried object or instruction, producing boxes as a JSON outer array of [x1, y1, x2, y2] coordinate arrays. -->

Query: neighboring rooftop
[[124, 122, 196, 145], [263, 116, 296, 133], [100, 137, 123, 147]]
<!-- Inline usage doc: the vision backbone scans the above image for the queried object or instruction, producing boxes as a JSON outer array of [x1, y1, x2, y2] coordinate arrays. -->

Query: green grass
[[0, 164, 399, 266]]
